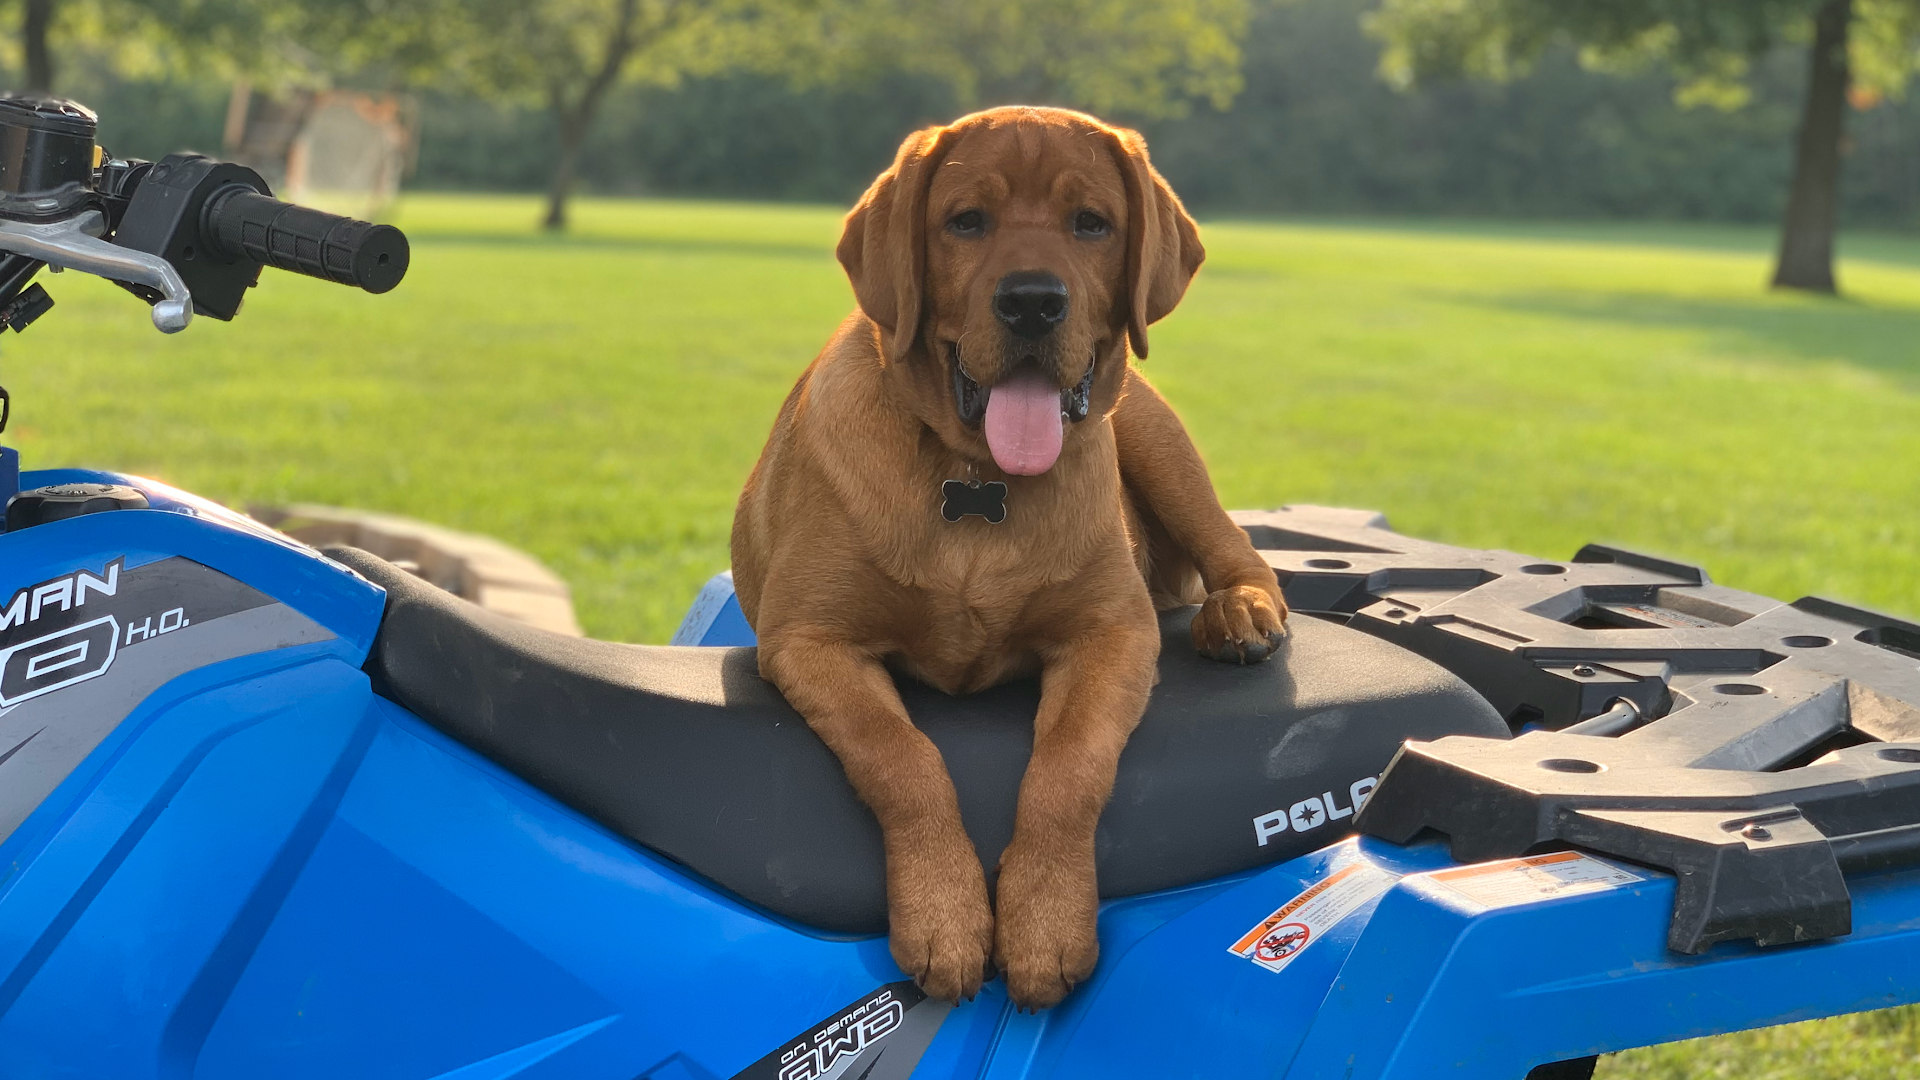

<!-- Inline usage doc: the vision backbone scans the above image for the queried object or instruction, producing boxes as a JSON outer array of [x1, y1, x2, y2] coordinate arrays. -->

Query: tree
[[6, 0, 453, 99], [8, 0, 1250, 230], [42, 0, 774, 229], [1365, 0, 1920, 294], [22, 0, 55, 90], [4, 0, 78, 92], [431, 0, 733, 230], [783, 0, 1249, 117], [440, 0, 1250, 230]]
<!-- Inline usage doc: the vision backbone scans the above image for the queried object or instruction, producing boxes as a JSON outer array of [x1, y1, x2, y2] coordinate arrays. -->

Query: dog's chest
[[896, 517, 1082, 603], [895, 591, 1035, 693], [883, 530, 1078, 692]]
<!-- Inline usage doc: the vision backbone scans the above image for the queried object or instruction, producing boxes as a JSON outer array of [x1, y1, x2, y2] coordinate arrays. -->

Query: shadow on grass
[[402, 230, 833, 262], [1470, 288, 1920, 382]]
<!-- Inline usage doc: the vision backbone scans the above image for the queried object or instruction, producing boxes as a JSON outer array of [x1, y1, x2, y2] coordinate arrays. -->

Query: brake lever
[[0, 210, 191, 333]]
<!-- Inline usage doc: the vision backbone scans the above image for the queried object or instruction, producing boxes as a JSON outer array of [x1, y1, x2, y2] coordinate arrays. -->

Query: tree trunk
[[543, 113, 589, 231], [1771, 0, 1852, 294], [538, 0, 645, 232], [23, 0, 55, 93]]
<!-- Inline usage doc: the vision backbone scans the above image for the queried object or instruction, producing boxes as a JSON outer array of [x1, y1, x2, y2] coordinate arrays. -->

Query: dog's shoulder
[[738, 312, 934, 572]]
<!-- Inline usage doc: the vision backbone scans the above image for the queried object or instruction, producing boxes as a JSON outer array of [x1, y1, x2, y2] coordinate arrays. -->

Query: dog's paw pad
[[1205, 627, 1288, 665], [889, 860, 995, 1003], [894, 915, 994, 1003], [995, 914, 1098, 1011], [994, 844, 1100, 1010], [1001, 952, 1092, 1011], [1192, 585, 1290, 665]]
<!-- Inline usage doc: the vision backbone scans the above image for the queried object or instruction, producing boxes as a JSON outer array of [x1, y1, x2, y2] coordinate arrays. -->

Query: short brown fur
[[732, 107, 1287, 1009]]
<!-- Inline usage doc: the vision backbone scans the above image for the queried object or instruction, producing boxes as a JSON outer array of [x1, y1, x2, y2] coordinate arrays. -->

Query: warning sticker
[[1228, 862, 1399, 974], [1426, 850, 1642, 909]]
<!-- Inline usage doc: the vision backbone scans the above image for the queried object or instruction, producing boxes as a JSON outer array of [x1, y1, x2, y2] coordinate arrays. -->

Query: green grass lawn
[[8, 193, 1920, 1073]]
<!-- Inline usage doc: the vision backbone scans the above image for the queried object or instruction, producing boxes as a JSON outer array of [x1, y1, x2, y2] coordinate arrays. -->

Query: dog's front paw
[[994, 842, 1099, 1010], [1193, 584, 1289, 664], [888, 849, 995, 1003]]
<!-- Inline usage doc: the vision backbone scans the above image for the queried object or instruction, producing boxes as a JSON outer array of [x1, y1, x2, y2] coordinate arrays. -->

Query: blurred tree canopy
[[426, 0, 1250, 228], [429, 0, 727, 230], [391, 0, 1917, 230], [773, 0, 1248, 115], [7, 0, 1917, 239], [1366, 0, 1920, 294], [2, 0, 1250, 228], [0, 0, 449, 90]]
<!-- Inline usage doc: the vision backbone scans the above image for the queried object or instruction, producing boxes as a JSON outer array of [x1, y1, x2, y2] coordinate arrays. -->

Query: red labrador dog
[[732, 106, 1287, 1009]]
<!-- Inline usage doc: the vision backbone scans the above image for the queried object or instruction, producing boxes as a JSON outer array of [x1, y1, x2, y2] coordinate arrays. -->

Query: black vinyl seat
[[331, 546, 1507, 935]]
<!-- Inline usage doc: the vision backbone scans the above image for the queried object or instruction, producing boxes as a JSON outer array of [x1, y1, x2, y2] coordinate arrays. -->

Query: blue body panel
[[3, 472, 1919, 1078]]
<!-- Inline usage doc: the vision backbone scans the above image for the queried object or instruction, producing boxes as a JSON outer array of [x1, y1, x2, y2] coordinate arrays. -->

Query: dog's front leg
[[995, 620, 1160, 1009], [1114, 368, 1289, 663], [759, 632, 994, 1001]]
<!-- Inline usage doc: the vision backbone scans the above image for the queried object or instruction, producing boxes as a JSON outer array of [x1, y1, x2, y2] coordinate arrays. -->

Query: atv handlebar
[[202, 187, 409, 295], [0, 92, 410, 334]]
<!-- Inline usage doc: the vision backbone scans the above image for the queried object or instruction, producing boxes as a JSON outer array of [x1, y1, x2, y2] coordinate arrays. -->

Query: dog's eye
[[948, 210, 986, 237], [1074, 211, 1110, 238]]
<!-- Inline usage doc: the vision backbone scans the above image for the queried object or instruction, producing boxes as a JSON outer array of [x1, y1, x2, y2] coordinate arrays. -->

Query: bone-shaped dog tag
[[941, 479, 1007, 523]]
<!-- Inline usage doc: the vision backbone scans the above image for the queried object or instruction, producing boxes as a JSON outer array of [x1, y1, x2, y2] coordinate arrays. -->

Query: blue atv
[[3, 93, 1919, 1080]]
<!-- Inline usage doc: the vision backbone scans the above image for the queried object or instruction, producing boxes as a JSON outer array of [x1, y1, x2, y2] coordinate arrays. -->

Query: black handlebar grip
[[202, 185, 409, 294]]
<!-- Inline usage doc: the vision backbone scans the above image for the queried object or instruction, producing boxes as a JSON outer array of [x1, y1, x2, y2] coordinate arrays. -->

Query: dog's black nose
[[993, 271, 1069, 340]]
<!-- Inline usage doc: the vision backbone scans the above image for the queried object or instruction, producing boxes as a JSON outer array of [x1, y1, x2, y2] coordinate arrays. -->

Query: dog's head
[[838, 107, 1203, 476]]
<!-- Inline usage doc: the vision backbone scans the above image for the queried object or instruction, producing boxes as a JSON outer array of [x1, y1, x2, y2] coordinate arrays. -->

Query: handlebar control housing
[[0, 96, 410, 331], [111, 155, 413, 320], [110, 155, 271, 321]]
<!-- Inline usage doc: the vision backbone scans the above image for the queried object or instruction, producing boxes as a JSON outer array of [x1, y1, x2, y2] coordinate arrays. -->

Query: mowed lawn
[[10, 194, 1920, 1073]]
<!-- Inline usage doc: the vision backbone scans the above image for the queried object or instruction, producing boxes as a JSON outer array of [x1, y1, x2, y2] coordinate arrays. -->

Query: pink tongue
[[983, 370, 1064, 476]]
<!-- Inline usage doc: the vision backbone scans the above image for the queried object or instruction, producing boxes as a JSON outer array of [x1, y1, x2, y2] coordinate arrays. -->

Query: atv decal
[[0, 556, 272, 654], [0, 558, 123, 637], [729, 980, 950, 1080], [1229, 860, 1399, 974], [1253, 775, 1378, 847], [0, 556, 333, 845], [0, 614, 120, 709]]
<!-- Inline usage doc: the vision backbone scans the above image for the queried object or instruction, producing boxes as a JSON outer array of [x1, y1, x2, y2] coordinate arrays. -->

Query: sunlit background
[[4, 2, 1920, 1069]]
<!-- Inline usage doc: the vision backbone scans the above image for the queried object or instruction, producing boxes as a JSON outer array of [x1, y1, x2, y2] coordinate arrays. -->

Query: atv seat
[[331, 547, 1506, 935]]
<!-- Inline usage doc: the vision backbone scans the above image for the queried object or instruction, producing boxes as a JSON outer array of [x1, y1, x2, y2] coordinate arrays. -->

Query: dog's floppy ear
[[838, 124, 955, 364], [1105, 126, 1204, 360]]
